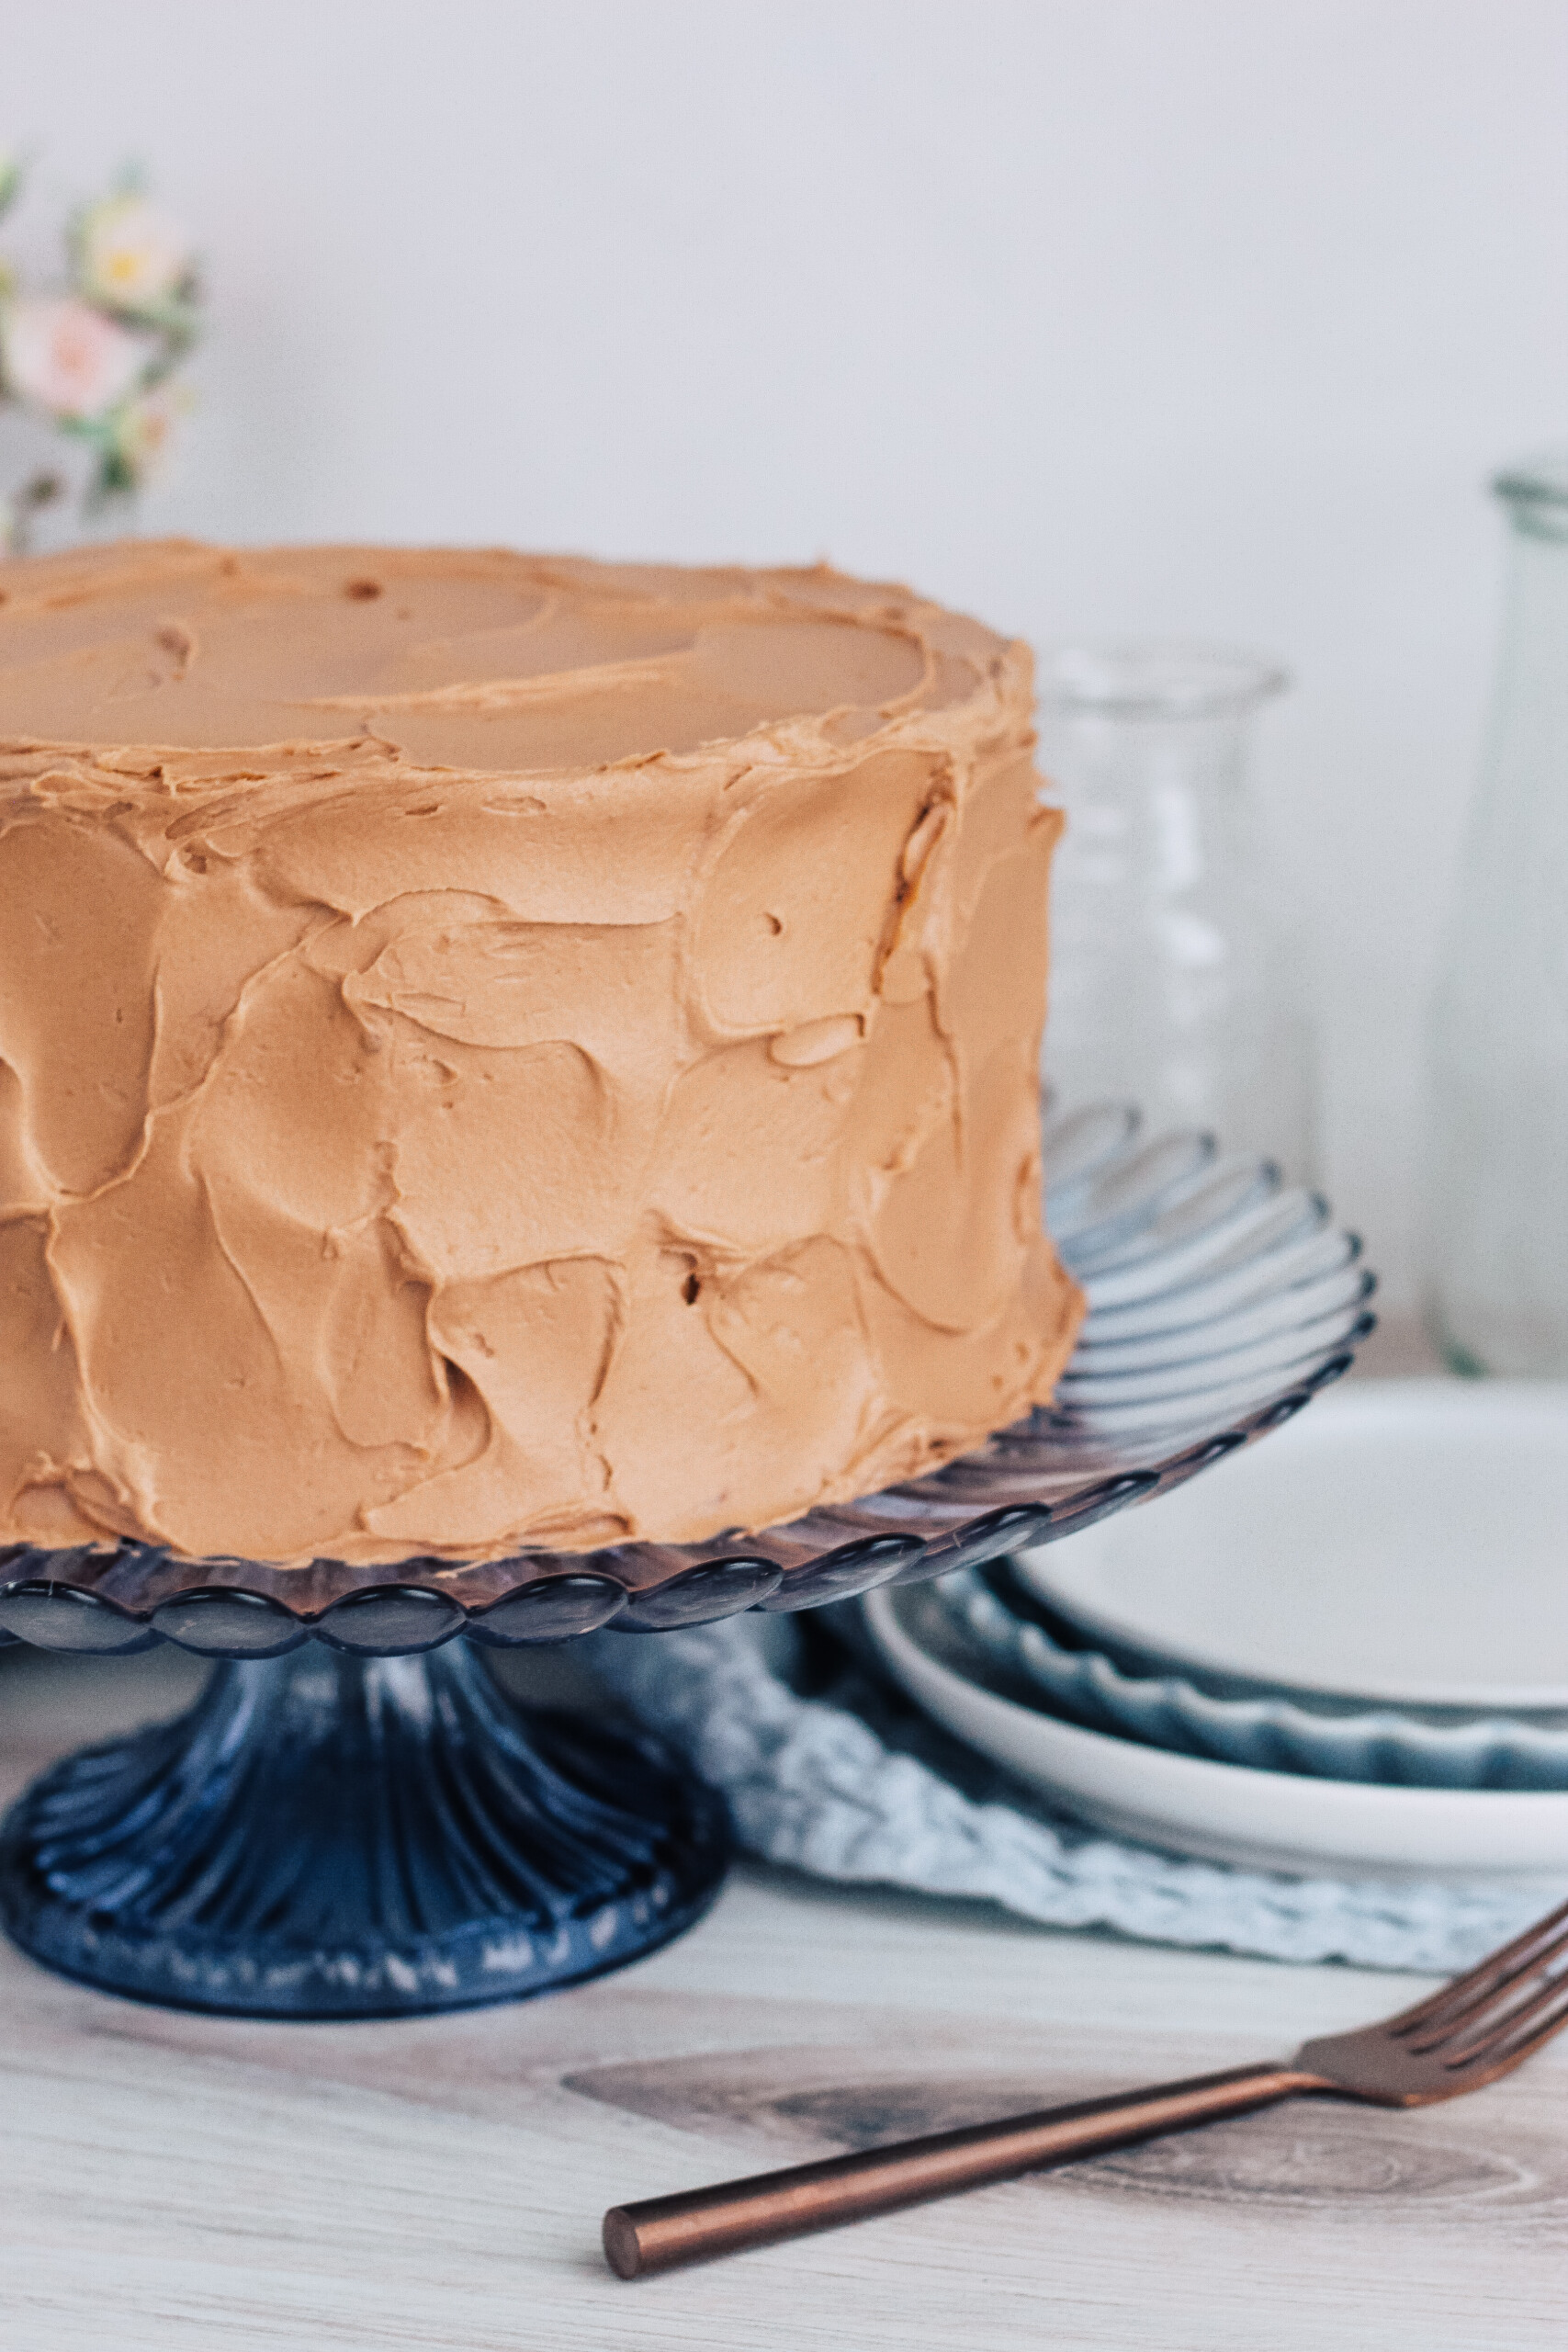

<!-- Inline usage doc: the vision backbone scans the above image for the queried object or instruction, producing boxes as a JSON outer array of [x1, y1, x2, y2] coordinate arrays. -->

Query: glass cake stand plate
[[0, 1104, 1373, 2017]]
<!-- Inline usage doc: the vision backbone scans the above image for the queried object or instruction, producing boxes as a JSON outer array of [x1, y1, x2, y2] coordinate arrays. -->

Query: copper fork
[[603, 1893, 1568, 2277]]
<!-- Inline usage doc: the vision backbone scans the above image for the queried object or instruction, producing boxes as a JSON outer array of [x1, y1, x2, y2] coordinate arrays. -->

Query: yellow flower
[[111, 390, 179, 482], [77, 193, 192, 313]]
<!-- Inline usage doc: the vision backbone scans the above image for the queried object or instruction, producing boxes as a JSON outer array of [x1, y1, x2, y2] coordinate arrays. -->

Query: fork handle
[[604, 2061, 1322, 2277]]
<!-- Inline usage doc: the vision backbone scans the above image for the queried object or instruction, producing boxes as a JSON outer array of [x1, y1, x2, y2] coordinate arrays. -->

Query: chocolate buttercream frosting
[[0, 541, 1082, 1566]]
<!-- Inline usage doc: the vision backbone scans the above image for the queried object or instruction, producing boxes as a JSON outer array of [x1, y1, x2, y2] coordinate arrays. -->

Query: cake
[[0, 541, 1082, 1567]]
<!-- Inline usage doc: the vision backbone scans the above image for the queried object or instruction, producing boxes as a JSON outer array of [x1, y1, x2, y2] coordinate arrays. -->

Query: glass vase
[[1038, 644, 1316, 1181], [1423, 457, 1568, 1377]]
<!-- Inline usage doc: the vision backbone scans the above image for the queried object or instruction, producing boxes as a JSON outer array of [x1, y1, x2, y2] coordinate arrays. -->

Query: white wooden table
[[2, 1623, 1563, 2352]]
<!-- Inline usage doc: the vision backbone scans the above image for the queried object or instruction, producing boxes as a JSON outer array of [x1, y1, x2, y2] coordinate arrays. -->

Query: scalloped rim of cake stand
[[0, 1105, 1375, 1662]]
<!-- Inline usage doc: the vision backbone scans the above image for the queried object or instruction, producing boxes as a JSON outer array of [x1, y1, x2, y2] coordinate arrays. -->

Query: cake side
[[0, 541, 1081, 1565]]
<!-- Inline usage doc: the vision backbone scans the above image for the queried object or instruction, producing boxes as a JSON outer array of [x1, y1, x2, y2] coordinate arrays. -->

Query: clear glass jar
[[1423, 458, 1568, 1376], [1038, 644, 1316, 1180]]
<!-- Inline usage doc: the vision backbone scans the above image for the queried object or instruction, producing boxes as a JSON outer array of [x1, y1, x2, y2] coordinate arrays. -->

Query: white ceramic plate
[[861, 1580, 1568, 1883], [1010, 1381, 1568, 1711]]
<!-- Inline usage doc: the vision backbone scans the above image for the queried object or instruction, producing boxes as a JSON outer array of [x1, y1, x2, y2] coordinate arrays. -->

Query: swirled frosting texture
[[0, 541, 1080, 1566]]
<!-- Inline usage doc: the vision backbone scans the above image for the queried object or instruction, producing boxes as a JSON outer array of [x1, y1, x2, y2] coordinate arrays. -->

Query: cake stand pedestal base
[[0, 1643, 728, 2018]]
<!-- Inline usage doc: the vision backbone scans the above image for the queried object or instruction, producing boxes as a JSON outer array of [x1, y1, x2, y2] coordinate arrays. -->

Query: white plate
[[862, 1581, 1568, 1883], [1011, 1380, 1568, 1711]]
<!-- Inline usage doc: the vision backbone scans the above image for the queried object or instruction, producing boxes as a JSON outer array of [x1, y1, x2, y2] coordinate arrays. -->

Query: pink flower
[[2, 296, 146, 422]]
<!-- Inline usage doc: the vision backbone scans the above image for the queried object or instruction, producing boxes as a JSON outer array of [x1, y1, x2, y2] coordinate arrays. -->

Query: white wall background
[[7, 0, 1568, 1306]]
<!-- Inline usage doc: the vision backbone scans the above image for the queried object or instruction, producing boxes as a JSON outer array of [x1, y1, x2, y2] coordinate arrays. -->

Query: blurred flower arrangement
[[0, 148, 201, 554]]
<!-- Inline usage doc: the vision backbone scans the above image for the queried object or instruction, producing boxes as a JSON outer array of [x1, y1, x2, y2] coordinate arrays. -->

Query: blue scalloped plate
[[935, 1565, 1568, 1792]]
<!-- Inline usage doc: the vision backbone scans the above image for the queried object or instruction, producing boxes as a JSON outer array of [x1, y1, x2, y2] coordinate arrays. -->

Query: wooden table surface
[[3, 1625, 1563, 2352]]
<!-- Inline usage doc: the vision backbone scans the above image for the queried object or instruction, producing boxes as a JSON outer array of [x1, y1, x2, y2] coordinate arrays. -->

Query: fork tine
[[1399, 1928, 1568, 2052], [1384, 1898, 1568, 2037], [1446, 1988, 1568, 2085], [1489, 1991, 1568, 2075], [1398, 1915, 1568, 2051], [1435, 1969, 1568, 2072]]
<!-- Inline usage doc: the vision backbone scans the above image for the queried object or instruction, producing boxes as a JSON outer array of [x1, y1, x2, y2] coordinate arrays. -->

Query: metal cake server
[[604, 1894, 1568, 2277]]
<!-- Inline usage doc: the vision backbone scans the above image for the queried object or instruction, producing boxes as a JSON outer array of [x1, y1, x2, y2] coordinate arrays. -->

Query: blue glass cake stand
[[0, 1104, 1373, 2018]]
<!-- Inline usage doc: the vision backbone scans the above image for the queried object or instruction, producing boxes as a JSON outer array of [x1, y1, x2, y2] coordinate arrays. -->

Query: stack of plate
[[862, 1381, 1568, 1883]]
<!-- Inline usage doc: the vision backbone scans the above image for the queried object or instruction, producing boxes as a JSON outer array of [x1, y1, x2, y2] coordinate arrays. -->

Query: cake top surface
[[0, 540, 1017, 775]]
